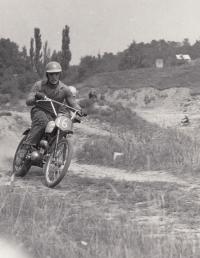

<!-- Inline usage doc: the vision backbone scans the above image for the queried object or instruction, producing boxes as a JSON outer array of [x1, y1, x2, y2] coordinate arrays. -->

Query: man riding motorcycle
[[24, 61, 83, 150]]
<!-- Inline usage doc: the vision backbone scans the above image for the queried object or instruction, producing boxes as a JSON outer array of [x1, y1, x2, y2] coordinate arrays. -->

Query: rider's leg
[[24, 108, 53, 147]]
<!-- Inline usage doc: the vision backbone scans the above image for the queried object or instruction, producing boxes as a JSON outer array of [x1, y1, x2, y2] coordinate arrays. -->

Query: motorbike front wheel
[[43, 138, 73, 188], [12, 136, 32, 177]]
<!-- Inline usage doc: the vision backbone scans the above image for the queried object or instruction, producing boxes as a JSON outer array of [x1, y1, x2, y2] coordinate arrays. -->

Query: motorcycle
[[12, 97, 85, 188]]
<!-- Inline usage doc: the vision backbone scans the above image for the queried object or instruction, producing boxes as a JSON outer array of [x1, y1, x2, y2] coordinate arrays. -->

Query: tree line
[[0, 24, 200, 101], [76, 38, 200, 80]]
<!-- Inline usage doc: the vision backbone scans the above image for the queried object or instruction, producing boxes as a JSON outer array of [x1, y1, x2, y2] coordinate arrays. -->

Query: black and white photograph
[[0, 0, 200, 257]]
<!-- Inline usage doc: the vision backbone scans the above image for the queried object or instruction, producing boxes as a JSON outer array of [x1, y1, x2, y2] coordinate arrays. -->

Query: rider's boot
[[19, 144, 37, 160]]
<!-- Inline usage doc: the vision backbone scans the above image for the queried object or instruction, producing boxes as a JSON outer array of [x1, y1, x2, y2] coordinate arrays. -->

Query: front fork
[[52, 128, 60, 160]]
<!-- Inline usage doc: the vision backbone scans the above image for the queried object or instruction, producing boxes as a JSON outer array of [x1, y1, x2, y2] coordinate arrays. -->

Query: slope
[[77, 62, 200, 95]]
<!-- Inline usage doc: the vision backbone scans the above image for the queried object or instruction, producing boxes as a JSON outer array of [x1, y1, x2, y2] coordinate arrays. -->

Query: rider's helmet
[[68, 86, 77, 98], [45, 61, 62, 85], [45, 61, 62, 73]]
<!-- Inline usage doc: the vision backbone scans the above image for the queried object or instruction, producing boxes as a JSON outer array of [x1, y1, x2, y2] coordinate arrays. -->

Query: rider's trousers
[[24, 107, 54, 146]]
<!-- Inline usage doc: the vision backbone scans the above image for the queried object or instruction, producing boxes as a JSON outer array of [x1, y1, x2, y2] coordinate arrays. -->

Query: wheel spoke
[[46, 143, 67, 183], [44, 139, 72, 187]]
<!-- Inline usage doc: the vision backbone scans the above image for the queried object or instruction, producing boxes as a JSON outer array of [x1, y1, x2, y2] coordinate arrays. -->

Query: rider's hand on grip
[[78, 109, 87, 117], [73, 116, 81, 123], [35, 92, 46, 101]]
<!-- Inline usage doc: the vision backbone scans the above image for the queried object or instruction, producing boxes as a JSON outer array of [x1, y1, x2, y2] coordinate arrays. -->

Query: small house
[[176, 54, 191, 65]]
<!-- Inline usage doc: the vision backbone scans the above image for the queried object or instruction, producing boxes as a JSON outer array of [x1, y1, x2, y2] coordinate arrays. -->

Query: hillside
[[77, 62, 200, 95]]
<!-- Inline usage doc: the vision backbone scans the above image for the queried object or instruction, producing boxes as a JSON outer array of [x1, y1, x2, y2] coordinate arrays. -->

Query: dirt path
[[71, 161, 187, 184], [0, 160, 187, 188]]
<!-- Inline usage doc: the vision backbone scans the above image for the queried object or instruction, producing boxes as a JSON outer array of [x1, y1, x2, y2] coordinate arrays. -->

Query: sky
[[0, 0, 200, 64]]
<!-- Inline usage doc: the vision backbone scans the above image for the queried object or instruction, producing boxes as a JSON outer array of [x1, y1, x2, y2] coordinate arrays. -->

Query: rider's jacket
[[26, 80, 81, 115]]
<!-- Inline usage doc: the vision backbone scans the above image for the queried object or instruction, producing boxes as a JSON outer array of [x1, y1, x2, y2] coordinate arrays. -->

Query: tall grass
[[77, 129, 200, 171], [1, 177, 200, 258], [77, 105, 200, 172]]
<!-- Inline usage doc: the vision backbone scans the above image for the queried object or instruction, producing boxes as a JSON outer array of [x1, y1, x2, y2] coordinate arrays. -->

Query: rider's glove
[[73, 117, 81, 123], [35, 92, 46, 101], [78, 109, 87, 117]]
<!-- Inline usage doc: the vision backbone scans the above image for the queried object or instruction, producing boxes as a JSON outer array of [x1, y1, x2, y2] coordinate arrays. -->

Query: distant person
[[24, 61, 83, 149], [88, 90, 98, 101], [78, 90, 98, 113]]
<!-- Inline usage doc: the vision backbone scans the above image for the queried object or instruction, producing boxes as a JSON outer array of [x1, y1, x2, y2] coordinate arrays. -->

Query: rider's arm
[[64, 87, 82, 111], [26, 82, 42, 106]]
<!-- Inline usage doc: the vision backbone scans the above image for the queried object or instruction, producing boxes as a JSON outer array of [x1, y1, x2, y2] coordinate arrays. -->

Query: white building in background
[[176, 54, 191, 64]]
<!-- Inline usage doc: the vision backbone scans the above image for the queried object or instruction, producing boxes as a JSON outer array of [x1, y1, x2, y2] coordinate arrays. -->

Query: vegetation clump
[[77, 105, 200, 172]]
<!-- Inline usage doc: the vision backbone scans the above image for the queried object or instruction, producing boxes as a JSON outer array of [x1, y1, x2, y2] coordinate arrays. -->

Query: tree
[[29, 38, 34, 70], [21, 46, 27, 60], [77, 55, 98, 80], [191, 40, 200, 58], [43, 40, 51, 71], [51, 50, 62, 63], [0, 38, 29, 74], [34, 27, 42, 76], [119, 41, 146, 70], [182, 38, 190, 47], [61, 25, 71, 73]]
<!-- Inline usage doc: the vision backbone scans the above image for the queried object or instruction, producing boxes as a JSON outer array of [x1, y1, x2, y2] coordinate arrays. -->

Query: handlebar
[[36, 97, 84, 117]]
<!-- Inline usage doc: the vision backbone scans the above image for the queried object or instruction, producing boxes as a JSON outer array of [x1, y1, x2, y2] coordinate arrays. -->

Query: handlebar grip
[[77, 110, 87, 117], [73, 117, 81, 123], [35, 92, 46, 100]]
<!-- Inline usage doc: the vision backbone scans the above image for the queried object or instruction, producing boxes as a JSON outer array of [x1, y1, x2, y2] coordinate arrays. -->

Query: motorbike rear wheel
[[12, 136, 32, 177], [43, 138, 73, 188]]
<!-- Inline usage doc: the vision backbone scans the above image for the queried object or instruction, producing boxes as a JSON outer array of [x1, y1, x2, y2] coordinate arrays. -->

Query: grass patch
[[77, 105, 200, 172], [1, 176, 200, 257]]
